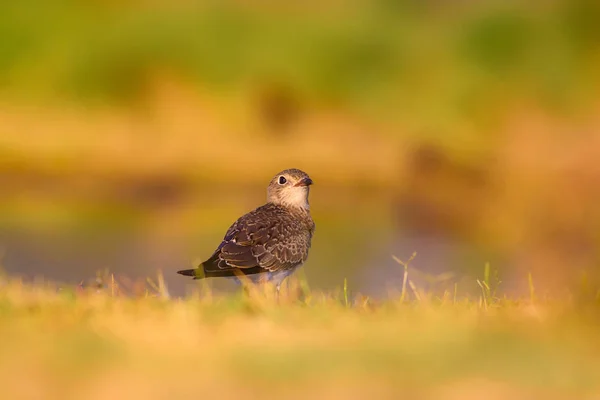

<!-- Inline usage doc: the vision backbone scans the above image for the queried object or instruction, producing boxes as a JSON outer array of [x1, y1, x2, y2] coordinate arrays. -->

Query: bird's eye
[[278, 176, 287, 185]]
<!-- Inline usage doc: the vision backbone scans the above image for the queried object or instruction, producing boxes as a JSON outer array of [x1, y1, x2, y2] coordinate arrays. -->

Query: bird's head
[[267, 168, 313, 210]]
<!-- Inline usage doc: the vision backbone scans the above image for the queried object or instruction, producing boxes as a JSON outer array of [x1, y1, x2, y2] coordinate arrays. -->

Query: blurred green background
[[1, 0, 600, 296]]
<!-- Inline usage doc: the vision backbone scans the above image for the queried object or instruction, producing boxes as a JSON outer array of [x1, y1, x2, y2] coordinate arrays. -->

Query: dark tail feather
[[176, 268, 205, 279]]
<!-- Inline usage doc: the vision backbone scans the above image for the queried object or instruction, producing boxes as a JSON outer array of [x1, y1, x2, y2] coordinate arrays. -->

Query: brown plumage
[[177, 169, 315, 289]]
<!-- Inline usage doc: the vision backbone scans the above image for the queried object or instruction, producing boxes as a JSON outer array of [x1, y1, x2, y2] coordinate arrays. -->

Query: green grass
[[1, 267, 600, 399], [1, 0, 599, 127]]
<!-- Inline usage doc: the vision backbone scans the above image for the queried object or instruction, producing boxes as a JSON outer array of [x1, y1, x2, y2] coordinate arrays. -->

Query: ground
[[0, 271, 599, 400]]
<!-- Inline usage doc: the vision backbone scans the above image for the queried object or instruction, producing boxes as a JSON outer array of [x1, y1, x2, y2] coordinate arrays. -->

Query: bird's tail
[[176, 268, 206, 280]]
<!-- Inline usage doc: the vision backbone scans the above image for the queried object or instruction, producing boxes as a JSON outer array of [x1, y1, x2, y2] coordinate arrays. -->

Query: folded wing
[[202, 204, 308, 277]]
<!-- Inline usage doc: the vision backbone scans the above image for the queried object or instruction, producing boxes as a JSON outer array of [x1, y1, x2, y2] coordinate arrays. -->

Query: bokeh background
[[1, 0, 600, 297]]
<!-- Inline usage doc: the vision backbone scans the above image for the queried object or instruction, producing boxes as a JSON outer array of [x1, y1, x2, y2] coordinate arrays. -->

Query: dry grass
[[1, 268, 600, 400]]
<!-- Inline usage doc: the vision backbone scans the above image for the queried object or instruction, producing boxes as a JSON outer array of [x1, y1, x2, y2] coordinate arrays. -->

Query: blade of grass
[[477, 279, 488, 310], [453, 282, 458, 305], [393, 252, 417, 304], [111, 273, 115, 297], [343, 278, 349, 308], [408, 280, 422, 303], [528, 272, 536, 303], [157, 270, 170, 300]]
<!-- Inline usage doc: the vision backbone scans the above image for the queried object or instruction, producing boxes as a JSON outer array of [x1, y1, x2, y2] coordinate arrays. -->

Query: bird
[[177, 168, 315, 294]]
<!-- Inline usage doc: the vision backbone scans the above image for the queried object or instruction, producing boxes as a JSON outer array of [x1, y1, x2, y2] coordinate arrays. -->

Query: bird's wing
[[202, 205, 307, 274]]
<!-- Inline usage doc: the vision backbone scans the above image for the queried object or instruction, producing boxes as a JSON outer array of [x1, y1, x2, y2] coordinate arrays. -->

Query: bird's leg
[[275, 284, 281, 305], [284, 277, 291, 300]]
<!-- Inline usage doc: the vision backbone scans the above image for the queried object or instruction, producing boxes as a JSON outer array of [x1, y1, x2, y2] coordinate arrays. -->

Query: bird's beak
[[294, 177, 313, 187]]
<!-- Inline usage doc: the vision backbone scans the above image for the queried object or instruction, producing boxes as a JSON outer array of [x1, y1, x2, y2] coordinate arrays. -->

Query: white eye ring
[[278, 176, 287, 185]]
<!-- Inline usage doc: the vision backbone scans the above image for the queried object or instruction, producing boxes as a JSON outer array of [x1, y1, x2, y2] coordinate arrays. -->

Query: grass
[[1, 265, 600, 399]]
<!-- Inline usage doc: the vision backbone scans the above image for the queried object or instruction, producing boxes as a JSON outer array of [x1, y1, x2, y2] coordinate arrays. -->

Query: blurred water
[[0, 188, 405, 297], [0, 181, 582, 298]]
